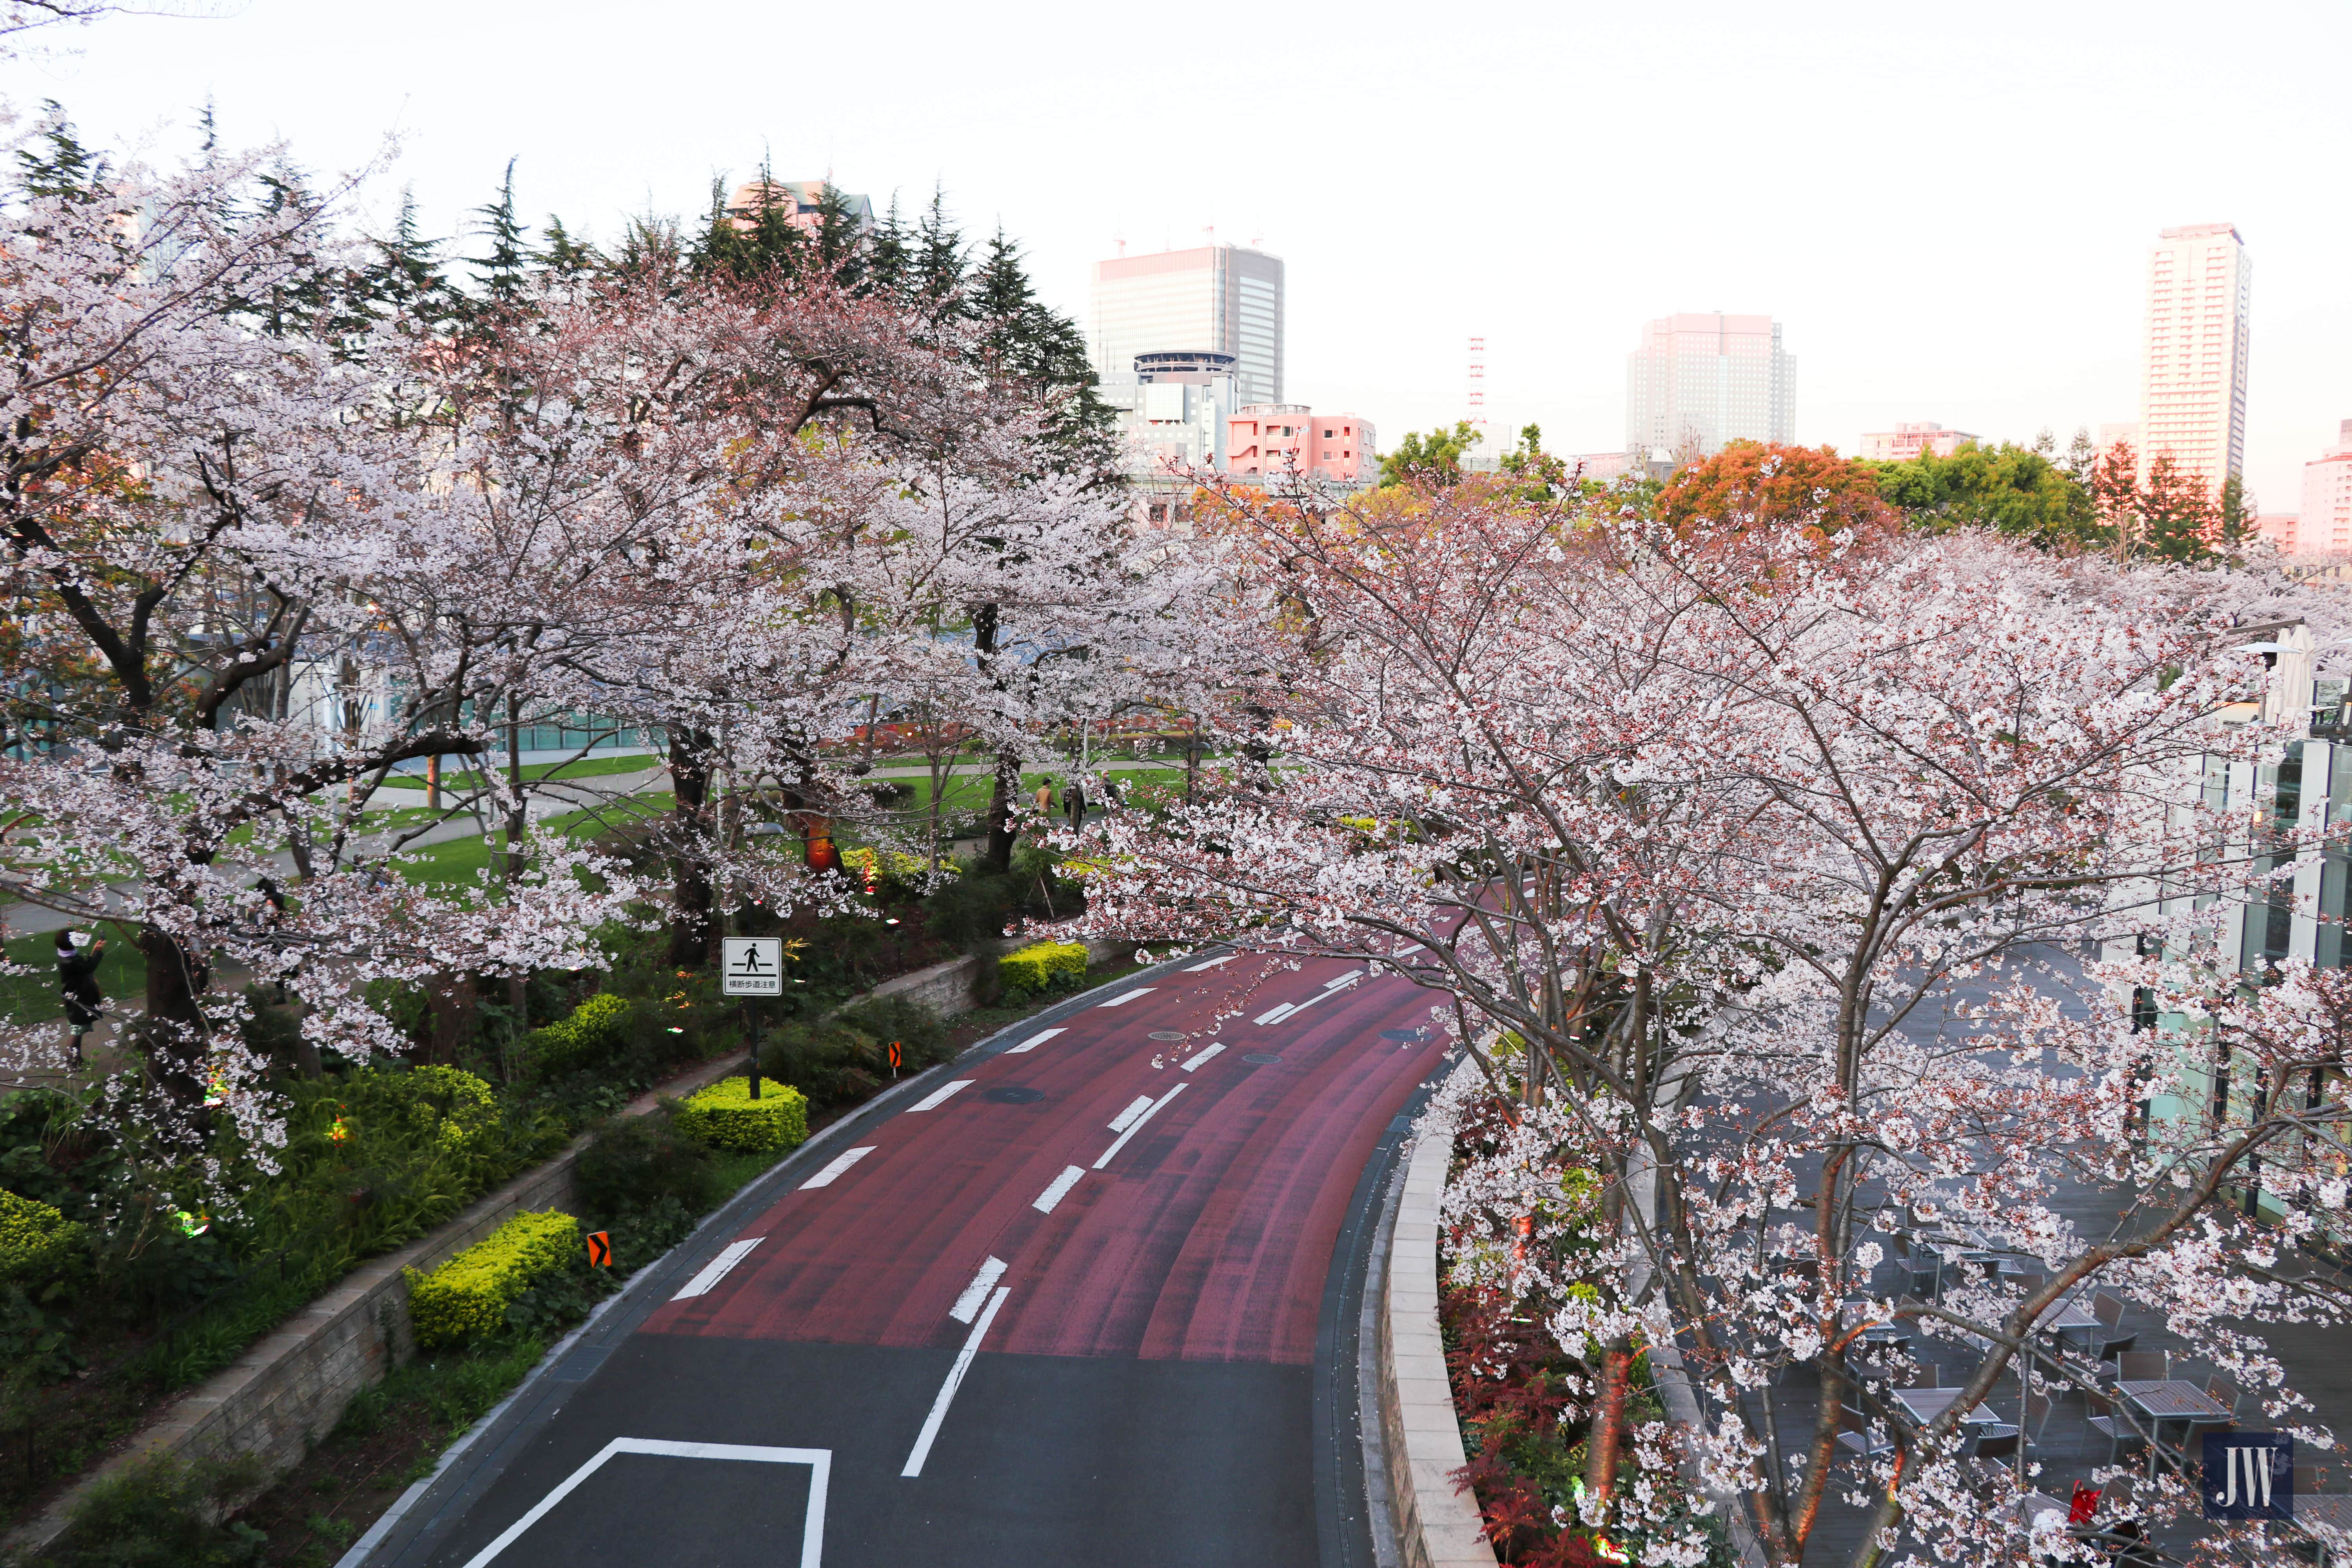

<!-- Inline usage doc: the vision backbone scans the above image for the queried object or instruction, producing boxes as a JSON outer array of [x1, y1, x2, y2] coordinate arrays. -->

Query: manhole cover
[[1380, 1029, 1428, 1042], [1243, 1053, 1283, 1065], [1148, 1031, 1188, 1042], [982, 1086, 1046, 1104]]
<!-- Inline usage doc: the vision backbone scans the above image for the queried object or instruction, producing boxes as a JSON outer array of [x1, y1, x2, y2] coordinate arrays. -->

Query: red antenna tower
[[1467, 335, 1487, 441]]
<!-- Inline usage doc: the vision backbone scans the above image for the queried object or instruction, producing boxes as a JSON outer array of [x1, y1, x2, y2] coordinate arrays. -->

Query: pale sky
[[20, 0, 2350, 510]]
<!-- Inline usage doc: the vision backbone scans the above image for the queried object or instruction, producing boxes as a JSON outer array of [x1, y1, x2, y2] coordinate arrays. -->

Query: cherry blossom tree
[[1073, 468, 2352, 1565]]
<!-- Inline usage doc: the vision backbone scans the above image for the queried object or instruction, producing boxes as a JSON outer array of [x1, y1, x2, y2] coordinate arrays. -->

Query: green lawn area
[[2, 922, 146, 1023], [389, 796, 673, 887], [374, 753, 664, 793]]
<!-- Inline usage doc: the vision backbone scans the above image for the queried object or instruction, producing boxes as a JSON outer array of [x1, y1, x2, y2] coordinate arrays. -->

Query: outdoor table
[[1893, 1387, 2004, 1427], [2297, 1495, 2352, 1566], [2036, 1298, 2100, 1348], [2116, 1379, 2232, 1471], [1838, 1305, 1911, 1348]]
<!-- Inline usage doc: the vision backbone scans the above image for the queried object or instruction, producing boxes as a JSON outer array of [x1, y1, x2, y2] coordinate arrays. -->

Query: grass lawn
[[373, 753, 664, 793], [388, 796, 674, 888]]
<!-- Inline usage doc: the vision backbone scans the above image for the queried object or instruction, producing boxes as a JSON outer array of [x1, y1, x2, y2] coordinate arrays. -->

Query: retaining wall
[[1376, 1096, 1499, 1568]]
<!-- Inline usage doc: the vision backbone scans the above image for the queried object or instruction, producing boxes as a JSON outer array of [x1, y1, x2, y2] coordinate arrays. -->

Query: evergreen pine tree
[[691, 157, 804, 283], [810, 179, 866, 287], [970, 226, 1115, 477], [539, 215, 601, 280], [863, 192, 911, 302], [17, 103, 105, 204], [468, 158, 535, 309], [909, 186, 968, 323]]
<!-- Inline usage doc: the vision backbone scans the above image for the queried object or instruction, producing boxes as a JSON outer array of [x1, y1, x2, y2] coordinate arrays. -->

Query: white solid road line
[[1033, 1165, 1087, 1214], [797, 1147, 874, 1189], [1182, 954, 1235, 971], [1108, 1094, 1154, 1131], [1004, 1026, 1064, 1054], [1096, 987, 1156, 1007], [902, 1285, 1010, 1478], [907, 1079, 973, 1112], [670, 1238, 764, 1301], [949, 1256, 1008, 1323], [1258, 971, 1364, 1026], [1093, 1083, 1187, 1169], [1180, 1043, 1225, 1072], [461, 1438, 831, 1568]]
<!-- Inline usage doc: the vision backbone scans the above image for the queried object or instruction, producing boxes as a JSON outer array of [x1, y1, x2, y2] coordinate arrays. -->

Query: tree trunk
[[668, 729, 716, 969], [1585, 1338, 1633, 1503], [138, 922, 210, 1108], [983, 748, 1020, 872], [504, 695, 528, 1077], [427, 973, 478, 1065]]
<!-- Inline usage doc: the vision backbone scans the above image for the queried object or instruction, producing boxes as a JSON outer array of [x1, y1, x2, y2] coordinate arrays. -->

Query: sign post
[[722, 937, 785, 1100]]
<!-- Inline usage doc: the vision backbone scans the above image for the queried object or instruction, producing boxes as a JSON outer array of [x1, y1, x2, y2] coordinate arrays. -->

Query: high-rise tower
[[1089, 245, 1284, 407], [2136, 223, 2251, 497], [1624, 313, 1794, 458]]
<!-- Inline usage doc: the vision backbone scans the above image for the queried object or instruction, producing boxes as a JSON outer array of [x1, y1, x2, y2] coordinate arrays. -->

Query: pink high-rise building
[[2136, 223, 2251, 498], [1226, 405, 1376, 488], [2301, 420, 2352, 556], [1860, 422, 1976, 461]]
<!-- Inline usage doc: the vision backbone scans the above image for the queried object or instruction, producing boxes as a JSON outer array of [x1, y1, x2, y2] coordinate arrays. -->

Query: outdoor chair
[[2013, 1273, 2046, 1296], [1901, 1251, 1941, 1300], [2167, 1419, 2237, 1481], [1836, 1403, 1895, 1463], [2205, 1376, 2243, 1421], [2020, 1390, 2056, 1456], [2089, 1291, 2128, 1358], [2085, 1390, 2148, 1467], [2113, 1350, 2169, 1383]]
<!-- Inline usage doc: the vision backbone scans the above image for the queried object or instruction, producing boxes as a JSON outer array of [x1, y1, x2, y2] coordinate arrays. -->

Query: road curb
[[1375, 1069, 1499, 1568]]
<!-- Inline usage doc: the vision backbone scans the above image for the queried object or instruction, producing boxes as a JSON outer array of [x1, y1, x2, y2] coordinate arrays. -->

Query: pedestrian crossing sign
[[722, 936, 786, 996]]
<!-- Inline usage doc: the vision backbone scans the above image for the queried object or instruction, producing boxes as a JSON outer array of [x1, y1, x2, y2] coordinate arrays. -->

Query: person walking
[[55, 928, 106, 1067], [1033, 779, 1053, 818], [1064, 776, 1088, 833]]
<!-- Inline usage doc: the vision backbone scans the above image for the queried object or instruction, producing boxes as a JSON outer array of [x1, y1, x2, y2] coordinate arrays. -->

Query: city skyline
[[30, 0, 2352, 513]]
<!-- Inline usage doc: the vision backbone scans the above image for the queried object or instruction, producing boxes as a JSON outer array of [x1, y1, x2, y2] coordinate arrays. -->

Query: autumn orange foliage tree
[[1655, 440, 1896, 541]]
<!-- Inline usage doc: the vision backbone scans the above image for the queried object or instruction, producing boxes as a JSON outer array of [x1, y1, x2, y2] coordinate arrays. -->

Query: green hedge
[[998, 940, 1087, 1002], [673, 1077, 809, 1154], [0, 1187, 81, 1285], [524, 992, 634, 1075], [404, 1210, 579, 1349]]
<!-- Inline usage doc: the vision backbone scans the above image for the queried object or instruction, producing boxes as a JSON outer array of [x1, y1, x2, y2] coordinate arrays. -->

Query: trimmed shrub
[[404, 1210, 579, 1349], [524, 992, 634, 1075], [673, 1077, 809, 1154], [998, 940, 1087, 1003], [573, 1110, 719, 1220], [0, 1187, 82, 1286]]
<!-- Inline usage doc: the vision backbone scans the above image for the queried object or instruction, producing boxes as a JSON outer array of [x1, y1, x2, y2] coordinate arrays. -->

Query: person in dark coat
[[1064, 777, 1088, 833], [55, 928, 105, 1067]]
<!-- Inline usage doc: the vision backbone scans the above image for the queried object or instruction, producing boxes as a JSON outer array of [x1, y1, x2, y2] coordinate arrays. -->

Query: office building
[[1096, 351, 1244, 520], [1226, 405, 1376, 489], [1625, 313, 1795, 457], [1860, 422, 1976, 462], [1091, 245, 1284, 407], [2301, 421, 2352, 556], [2136, 223, 2250, 497]]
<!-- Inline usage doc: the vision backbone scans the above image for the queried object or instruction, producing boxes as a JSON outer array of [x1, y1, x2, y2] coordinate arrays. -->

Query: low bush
[[404, 1210, 579, 1350], [54, 1451, 269, 1567], [523, 991, 634, 1076], [998, 940, 1087, 1003], [0, 1187, 81, 1287], [572, 1110, 719, 1220], [672, 1078, 808, 1153]]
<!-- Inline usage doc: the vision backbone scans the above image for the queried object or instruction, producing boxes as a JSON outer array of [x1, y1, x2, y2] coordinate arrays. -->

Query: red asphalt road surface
[[644, 950, 1448, 1367]]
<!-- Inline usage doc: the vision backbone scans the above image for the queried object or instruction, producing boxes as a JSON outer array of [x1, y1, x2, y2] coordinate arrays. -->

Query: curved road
[[360, 946, 1452, 1568]]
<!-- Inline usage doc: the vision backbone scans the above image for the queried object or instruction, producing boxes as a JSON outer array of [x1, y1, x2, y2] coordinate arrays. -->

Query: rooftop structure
[[1225, 405, 1376, 490]]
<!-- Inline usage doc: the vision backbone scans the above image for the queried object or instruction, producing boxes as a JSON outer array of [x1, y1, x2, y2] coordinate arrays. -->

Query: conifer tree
[[469, 157, 534, 309]]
